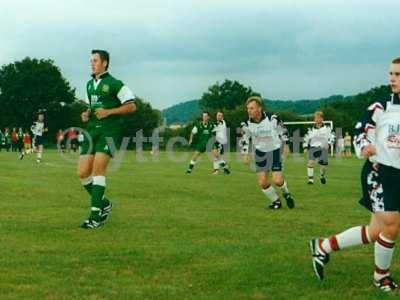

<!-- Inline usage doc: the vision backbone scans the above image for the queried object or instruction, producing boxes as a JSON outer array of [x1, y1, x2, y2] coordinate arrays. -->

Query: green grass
[[0, 150, 398, 299]]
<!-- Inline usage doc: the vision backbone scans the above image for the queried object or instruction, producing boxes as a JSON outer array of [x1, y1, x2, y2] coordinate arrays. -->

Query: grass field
[[0, 149, 398, 300]]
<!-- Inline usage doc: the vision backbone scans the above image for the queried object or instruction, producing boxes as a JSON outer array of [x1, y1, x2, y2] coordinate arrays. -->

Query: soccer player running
[[78, 50, 136, 229], [344, 132, 352, 157], [23, 130, 31, 154], [310, 57, 400, 292], [16, 128, 24, 155], [306, 111, 331, 184], [186, 111, 214, 174], [212, 111, 231, 174], [243, 96, 295, 210], [23, 112, 48, 162]]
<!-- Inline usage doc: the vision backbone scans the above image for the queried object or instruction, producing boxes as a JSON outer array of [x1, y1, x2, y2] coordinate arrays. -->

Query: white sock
[[277, 181, 290, 195], [262, 185, 279, 203], [374, 233, 395, 281], [93, 175, 106, 187], [319, 225, 370, 254], [307, 167, 314, 179], [37, 152, 42, 159], [80, 176, 93, 186], [213, 160, 219, 170]]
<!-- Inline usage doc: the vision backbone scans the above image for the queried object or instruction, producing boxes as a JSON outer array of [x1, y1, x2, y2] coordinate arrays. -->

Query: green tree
[[200, 79, 259, 110], [0, 57, 75, 130], [121, 97, 162, 142]]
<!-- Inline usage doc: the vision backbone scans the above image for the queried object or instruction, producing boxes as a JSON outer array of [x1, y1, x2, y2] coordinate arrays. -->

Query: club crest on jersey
[[102, 84, 110, 93]]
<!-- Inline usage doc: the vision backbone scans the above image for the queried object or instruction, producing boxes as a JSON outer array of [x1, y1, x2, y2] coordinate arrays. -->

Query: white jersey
[[31, 121, 45, 136], [215, 120, 228, 144], [354, 94, 400, 166], [243, 112, 282, 153], [374, 98, 400, 168], [307, 125, 331, 148]]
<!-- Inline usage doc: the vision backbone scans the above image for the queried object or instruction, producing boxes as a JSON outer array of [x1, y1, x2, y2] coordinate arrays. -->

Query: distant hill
[[161, 99, 201, 124], [162, 95, 350, 124]]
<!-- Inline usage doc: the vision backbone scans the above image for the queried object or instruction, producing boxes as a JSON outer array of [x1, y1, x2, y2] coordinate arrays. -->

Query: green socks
[[81, 176, 108, 221]]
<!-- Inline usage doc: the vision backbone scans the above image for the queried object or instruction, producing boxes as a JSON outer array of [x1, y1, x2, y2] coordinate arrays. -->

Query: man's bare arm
[[189, 132, 194, 145], [95, 102, 137, 119]]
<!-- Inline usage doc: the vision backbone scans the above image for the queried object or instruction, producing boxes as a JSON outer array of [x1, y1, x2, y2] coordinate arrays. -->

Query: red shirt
[[68, 130, 77, 139], [12, 131, 18, 142], [23, 134, 31, 144]]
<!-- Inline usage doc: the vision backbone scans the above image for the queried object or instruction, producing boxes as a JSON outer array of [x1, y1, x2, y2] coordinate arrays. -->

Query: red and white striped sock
[[374, 233, 396, 281], [318, 225, 370, 254]]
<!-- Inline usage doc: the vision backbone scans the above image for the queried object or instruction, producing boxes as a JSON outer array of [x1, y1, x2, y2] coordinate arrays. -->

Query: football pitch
[[0, 150, 397, 300]]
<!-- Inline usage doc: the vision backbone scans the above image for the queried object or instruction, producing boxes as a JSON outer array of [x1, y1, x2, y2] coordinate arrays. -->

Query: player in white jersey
[[20, 111, 47, 162], [212, 112, 230, 174], [310, 57, 400, 292], [243, 96, 295, 210], [31, 112, 48, 163], [305, 111, 332, 184]]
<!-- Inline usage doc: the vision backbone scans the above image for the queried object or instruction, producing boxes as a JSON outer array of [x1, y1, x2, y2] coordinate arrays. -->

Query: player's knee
[[272, 176, 283, 186], [258, 178, 269, 189], [78, 169, 91, 179], [382, 222, 400, 240]]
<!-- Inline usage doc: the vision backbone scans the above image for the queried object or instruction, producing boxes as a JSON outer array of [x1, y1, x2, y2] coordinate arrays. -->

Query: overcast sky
[[1, 0, 399, 109]]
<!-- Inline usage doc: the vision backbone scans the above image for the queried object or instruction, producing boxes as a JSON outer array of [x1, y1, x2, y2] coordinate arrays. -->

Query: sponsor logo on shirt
[[387, 124, 400, 149]]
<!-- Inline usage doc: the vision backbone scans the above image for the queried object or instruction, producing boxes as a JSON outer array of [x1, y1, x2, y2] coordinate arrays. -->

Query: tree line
[[0, 57, 390, 149]]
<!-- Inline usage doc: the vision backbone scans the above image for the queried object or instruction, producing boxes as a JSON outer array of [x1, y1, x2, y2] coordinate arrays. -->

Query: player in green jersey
[[186, 111, 215, 174], [78, 49, 137, 229]]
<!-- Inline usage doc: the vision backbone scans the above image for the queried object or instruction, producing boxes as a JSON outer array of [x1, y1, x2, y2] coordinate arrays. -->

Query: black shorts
[[359, 162, 400, 212], [213, 141, 225, 155], [254, 148, 282, 172], [308, 147, 328, 165], [33, 135, 44, 147], [70, 138, 79, 146]]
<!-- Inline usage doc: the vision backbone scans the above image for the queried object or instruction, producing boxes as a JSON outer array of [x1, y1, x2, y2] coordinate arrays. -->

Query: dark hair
[[202, 111, 210, 116], [392, 57, 400, 64], [92, 49, 110, 70]]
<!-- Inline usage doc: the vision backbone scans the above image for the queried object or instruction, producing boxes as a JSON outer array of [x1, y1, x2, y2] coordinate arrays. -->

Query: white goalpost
[[283, 121, 335, 156]]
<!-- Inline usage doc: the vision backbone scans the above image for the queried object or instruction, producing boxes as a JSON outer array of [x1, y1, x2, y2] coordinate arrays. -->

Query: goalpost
[[283, 121, 335, 156]]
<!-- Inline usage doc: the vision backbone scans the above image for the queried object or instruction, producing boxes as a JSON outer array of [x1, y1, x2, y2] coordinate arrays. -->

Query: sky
[[1, 0, 399, 109]]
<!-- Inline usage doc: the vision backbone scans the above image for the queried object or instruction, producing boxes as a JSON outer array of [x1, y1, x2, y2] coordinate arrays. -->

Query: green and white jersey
[[17, 130, 24, 140], [85, 72, 134, 131], [192, 121, 215, 146], [4, 131, 11, 142]]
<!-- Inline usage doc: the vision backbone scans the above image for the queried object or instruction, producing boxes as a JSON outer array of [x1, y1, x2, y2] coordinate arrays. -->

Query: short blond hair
[[246, 96, 263, 107], [314, 111, 324, 118]]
